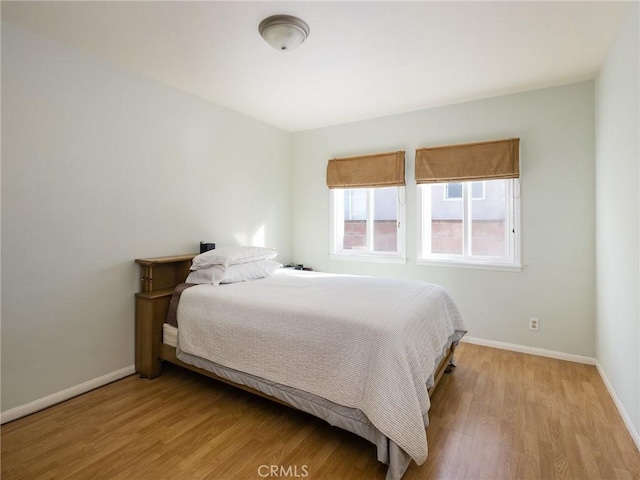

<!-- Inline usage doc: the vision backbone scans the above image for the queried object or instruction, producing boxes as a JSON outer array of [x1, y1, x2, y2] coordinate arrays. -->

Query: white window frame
[[418, 179, 521, 271], [330, 187, 407, 263]]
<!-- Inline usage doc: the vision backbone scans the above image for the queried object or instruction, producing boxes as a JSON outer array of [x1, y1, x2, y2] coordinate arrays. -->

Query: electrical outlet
[[529, 317, 539, 331]]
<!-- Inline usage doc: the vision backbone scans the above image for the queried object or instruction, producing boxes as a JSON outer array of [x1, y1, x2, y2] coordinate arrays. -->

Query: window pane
[[471, 181, 484, 199], [470, 179, 506, 256], [446, 182, 462, 199], [431, 184, 463, 254], [342, 189, 368, 250], [344, 189, 367, 220], [373, 187, 397, 252]]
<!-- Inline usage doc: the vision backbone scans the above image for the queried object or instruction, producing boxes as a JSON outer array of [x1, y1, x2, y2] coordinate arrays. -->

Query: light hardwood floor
[[2, 343, 639, 479]]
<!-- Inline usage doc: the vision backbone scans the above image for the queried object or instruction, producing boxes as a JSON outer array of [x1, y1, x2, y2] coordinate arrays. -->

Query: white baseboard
[[1, 365, 136, 425], [460, 336, 596, 365], [596, 361, 640, 452]]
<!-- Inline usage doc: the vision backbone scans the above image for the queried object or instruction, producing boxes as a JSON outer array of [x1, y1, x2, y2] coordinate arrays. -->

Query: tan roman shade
[[415, 138, 520, 184], [326, 151, 405, 189]]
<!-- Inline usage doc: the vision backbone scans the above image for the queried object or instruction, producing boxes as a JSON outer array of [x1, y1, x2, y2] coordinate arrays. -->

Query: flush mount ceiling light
[[258, 15, 310, 52]]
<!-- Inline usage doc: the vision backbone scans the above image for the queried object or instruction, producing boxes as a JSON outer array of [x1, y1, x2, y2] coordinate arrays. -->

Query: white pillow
[[191, 246, 278, 270], [221, 260, 282, 284], [185, 264, 225, 285], [186, 260, 281, 286]]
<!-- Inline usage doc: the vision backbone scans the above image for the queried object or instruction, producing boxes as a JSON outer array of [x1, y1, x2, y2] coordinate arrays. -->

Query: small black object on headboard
[[199, 242, 216, 254]]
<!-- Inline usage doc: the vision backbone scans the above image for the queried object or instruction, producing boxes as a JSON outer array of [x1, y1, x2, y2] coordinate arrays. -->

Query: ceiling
[[1, 1, 629, 132]]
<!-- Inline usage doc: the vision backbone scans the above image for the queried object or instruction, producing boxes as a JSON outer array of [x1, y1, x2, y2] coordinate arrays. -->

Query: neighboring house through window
[[332, 186, 406, 259], [445, 181, 485, 200], [416, 138, 521, 270], [419, 179, 520, 269]]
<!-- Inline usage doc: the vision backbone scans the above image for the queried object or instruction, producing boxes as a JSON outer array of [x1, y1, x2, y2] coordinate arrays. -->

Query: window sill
[[330, 254, 408, 264], [417, 258, 522, 272]]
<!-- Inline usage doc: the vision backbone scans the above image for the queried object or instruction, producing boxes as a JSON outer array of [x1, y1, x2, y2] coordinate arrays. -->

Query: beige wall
[[595, 2, 640, 437], [292, 81, 596, 358], [1, 22, 292, 411]]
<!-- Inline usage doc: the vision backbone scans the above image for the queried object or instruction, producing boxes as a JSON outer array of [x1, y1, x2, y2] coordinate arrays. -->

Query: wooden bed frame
[[134, 254, 456, 407]]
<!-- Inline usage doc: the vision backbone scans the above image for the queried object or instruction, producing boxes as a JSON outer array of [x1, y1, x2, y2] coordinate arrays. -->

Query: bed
[[135, 251, 466, 480]]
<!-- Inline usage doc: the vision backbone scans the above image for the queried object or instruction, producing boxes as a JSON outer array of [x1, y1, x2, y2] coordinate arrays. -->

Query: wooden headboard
[[134, 254, 196, 378]]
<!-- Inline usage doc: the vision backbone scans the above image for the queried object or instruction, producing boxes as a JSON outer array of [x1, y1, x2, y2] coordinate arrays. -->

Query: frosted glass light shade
[[259, 15, 310, 52]]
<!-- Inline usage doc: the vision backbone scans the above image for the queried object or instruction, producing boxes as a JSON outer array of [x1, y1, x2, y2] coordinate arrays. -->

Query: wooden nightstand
[[135, 254, 196, 378]]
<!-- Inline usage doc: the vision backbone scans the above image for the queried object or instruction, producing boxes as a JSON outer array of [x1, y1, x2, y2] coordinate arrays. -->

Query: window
[[418, 179, 520, 270], [331, 186, 406, 261]]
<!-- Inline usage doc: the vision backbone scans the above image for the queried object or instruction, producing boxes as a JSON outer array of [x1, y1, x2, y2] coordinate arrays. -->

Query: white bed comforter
[[177, 269, 466, 464]]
